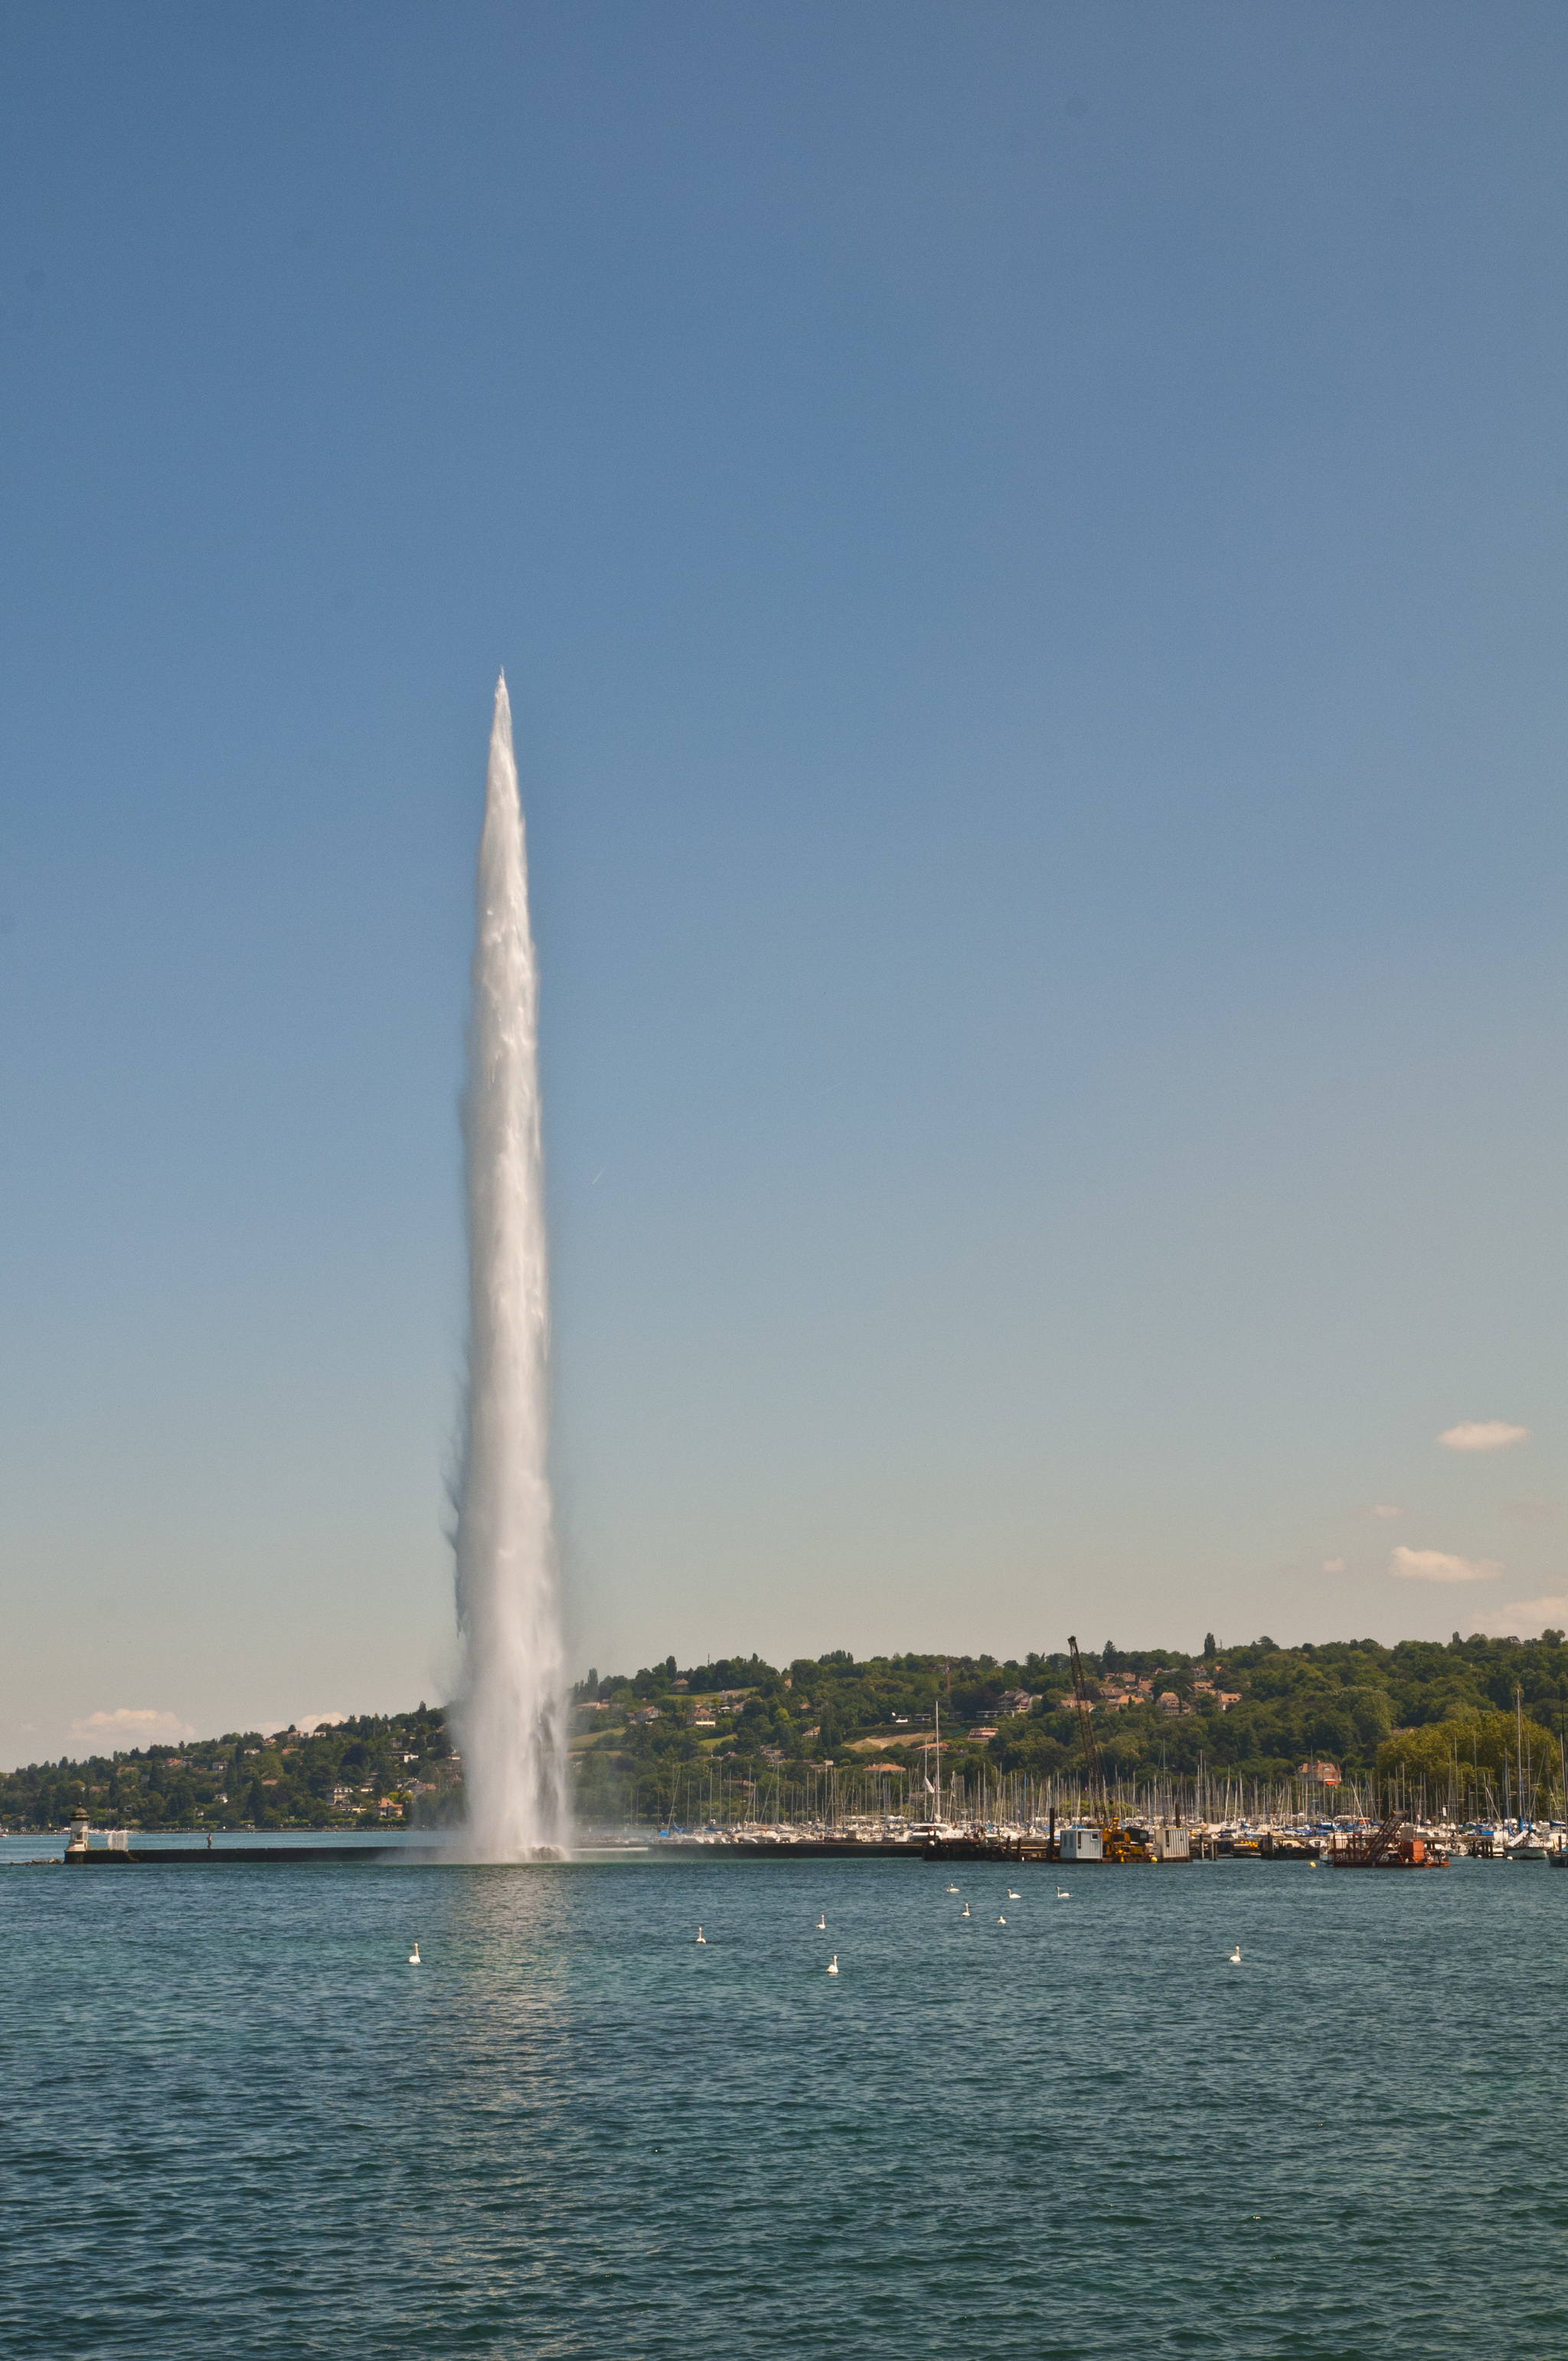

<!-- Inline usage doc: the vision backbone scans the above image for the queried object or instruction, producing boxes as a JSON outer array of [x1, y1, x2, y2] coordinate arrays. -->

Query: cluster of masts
[[631, 1809, 1568, 1863], [604, 1763, 1568, 1837]]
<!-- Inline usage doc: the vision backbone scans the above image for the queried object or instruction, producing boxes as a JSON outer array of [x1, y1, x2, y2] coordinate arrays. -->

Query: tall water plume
[[453, 673, 569, 1859]]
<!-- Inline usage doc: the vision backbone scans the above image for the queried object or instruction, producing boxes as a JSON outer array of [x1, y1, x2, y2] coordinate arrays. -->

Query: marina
[[36, 1801, 1568, 1870]]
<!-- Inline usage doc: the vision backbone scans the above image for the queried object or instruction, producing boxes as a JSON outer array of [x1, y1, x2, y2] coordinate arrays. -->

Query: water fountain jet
[[452, 673, 569, 1860]]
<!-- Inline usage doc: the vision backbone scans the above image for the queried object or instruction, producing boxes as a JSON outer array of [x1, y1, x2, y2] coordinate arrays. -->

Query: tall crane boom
[[1065, 1637, 1151, 1863], [1067, 1636, 1103, 1800]]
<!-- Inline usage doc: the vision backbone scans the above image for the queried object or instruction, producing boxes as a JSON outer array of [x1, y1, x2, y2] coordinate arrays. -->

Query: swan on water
[[1007, 1888, 1020, 1900], [826, 1954, 839, 1975], [696, 1927, 707, 1945], [946, 1883, 959, 1893], [998, 1915, 1007, 1925], [1055, 1887, 1070, 1899], [817, 1914, 825, 1930], [1229, 1945, 1242, 1964], [408, 1942, 421, 1966], [962, 1902, 971, 1918]]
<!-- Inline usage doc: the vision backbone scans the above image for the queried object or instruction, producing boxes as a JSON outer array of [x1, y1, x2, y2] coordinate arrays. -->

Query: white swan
[[696, 1926, 706, 1945], [408, 1942, 420, 1966], [1229, 1945, 1241, 1964], [816, 1913, 825, 1930], [946, 1883, 959, 1893], [961, 1902, 971, 1918], [998, 1914, 1007, 1925], [1007, 1888, 1020, 1900], [826, 1953, 839, 1974], [1056, 1887, 1070, 1899]]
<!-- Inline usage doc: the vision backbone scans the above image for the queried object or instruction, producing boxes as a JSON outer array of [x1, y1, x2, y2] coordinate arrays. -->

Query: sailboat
[[1508, 1687, 1548, 1857]]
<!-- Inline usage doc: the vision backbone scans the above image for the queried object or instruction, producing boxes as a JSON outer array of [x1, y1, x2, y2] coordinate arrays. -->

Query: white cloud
[[1390, 1546, 1503, 1585], [1492, 1595, 1568, 1634], [67, 1707, 197, 1752], [1439, 1421, 1530, 1453], [253, 1711, 348, 1740], [1368, 1504, 1405, 1520], [1322, 1557, 1347, 1573]]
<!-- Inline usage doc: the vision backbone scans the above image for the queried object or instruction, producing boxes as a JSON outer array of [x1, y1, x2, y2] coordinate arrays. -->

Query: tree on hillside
[[1377, 1710, 1560, 1814]]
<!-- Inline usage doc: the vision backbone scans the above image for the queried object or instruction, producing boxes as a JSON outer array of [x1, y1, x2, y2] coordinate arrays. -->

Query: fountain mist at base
[[452, 673, 569, 1860]]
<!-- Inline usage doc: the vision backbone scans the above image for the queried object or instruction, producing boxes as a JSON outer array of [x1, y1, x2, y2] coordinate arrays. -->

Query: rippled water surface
[[5, 1842, 1566, 2358]]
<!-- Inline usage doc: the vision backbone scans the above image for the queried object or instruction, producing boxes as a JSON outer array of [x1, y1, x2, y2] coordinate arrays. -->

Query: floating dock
[[62, 1842, 421, 1866]]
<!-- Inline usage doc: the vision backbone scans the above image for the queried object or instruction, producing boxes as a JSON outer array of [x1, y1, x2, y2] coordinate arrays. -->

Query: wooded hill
[[0, 1707, 459, 1834], [570, 1630, 1568, 1822], [8, 1630, 1567, 1831]]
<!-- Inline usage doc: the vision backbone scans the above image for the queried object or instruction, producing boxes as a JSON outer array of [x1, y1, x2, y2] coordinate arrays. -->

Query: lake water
[[4, 1839, 1565, 2358]]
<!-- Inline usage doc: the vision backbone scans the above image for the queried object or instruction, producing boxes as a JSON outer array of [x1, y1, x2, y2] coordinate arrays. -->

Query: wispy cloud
[[1322, 1557, 1347, 1573], [1390, 1546, 1503, 1585], [1439, 1421, 1530, 1453], [67, 1706, 196, 1751], [1368, 1504, 1405, 1520], [1482, 1595, 1568, 1638]]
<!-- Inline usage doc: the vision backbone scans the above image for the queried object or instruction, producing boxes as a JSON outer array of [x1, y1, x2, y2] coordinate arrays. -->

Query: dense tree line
[[567, 1631, 1568, 1823], [12, 1631, 1568, 1833], [0, 1706, 457, 1834]]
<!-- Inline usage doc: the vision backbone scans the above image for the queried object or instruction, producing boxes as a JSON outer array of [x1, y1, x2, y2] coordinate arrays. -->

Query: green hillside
[[567, 1631, 1568, 1824], [11, 1628, 1566, 1832], [0, 1706, 459, 1835]]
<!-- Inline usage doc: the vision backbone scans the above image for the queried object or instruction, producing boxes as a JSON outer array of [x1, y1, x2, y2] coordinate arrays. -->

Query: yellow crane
[[1067, 1636, 1150, 1863]]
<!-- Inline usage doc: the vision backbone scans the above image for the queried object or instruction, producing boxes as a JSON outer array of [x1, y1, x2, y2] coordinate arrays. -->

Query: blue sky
[[3, 2, 1566, 1762]]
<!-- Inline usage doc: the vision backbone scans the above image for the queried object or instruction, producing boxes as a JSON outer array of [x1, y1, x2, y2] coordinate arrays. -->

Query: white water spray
[[453, 672, 568, 1859]]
